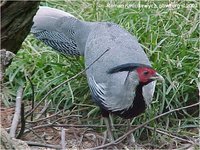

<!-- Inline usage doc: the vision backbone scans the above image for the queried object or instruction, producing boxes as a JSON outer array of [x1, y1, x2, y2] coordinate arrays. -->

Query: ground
[[1, 101, 199, 150]]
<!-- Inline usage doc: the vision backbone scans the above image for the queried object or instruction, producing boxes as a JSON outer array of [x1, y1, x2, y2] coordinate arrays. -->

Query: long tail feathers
[[31, 6, 81, 56]]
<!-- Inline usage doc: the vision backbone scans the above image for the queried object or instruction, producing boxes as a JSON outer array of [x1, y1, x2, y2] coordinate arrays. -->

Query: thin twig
[[78, 128, 90, 147], [35, 100, 51, 120], [175, 144, 194, 150], [24, 123, 137, 134], [25, 48, 110, 119], [51, 114, 82, 124], [27, 75, 35, 121], [26, 141, 61, 149], [61, 127, 66, 150], [25, 127, 46, 143], [10, 86, 24, 138], [26, 110, 62, 123], [145, 126, 195, 145], [87, 101, 200, 150]]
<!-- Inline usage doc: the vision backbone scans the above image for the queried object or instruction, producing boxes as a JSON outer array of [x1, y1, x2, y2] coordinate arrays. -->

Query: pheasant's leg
[[109, 114, 115, 130], [127, 119, 135, 145], [104, 116, 114, 142], [101, 109, 114, 143]]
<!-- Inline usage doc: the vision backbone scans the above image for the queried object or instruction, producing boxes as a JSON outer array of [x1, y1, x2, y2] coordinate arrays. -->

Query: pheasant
[[31, 6, 164, 142]]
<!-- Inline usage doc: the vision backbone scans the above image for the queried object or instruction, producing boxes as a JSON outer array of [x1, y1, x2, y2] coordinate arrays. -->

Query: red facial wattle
[[136, 67, 157, 83]]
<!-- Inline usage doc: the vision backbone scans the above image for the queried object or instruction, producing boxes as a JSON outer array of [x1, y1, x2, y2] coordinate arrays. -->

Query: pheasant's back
[[85, 22, 151, 82], [85, 22, 156, 107]]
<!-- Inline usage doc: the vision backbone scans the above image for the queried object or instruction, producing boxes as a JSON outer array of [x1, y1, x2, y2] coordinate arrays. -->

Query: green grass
[[4, 0, 199, 148]]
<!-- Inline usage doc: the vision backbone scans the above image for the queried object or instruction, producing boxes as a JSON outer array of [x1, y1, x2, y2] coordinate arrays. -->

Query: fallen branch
[[145, 126, 195, 145], [51, 114, 82, 124], [25, 48, 110, 119], [24, 123, 138, 134], [10, 86, 24, 138], [26, 110, 62, 123], [26, 141, 61, 149], [16, 102, 25, 139], [0, 124, 30, 150], [27, 75, 35, 121], [87, 101, 200, 150], [61, 127, 66, 150]]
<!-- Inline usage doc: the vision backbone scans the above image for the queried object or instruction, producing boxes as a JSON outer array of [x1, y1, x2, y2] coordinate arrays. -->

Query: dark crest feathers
[[107, 63, 151, 74]]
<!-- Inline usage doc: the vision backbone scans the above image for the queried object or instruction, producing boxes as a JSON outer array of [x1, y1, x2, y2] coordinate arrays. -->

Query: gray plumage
[[31, 6, 156, 115], [31, 6, 90, 56]]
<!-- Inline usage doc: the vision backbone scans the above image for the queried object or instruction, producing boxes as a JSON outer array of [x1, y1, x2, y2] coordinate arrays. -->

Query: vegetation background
[[3, 0, 199, 149]]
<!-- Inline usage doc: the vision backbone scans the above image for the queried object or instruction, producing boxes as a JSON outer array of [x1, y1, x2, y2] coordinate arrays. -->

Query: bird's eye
[[143, 71, 149, 75]]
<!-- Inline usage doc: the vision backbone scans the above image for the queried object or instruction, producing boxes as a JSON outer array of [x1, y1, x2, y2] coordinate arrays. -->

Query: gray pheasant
[[31, 6, 164, 142]]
